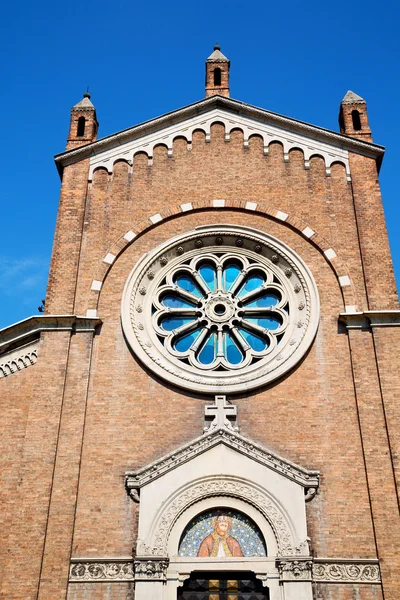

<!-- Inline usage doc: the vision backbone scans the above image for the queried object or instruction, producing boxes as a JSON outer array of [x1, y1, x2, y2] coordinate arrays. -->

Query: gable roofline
[[54, 95, 384, 177], [125, 426, 320, 491]]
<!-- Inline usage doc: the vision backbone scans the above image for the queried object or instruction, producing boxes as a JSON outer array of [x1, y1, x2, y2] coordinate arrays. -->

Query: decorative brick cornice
[[339, 310, 400, 329], [0, 315, 102, 356], [54, 95, 384, 177]]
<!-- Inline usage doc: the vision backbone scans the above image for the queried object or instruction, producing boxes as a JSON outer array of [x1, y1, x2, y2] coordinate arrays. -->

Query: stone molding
[[339, 310, 400, 329], [0, 315, 102, 357], [54, 95, 384, 177], [69, 558, 134, 582], [0, 339, 39, 379], [68, 557, 380, 584], [135, 477, 298, 557], [126, 428, 320, 492]]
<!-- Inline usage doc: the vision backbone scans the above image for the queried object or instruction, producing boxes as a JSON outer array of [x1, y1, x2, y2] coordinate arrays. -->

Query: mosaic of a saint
[[178, 509, 266, 557], [197, 514, 244, 557]]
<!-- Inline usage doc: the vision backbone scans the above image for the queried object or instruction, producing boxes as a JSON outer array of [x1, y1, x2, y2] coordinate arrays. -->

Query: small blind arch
[[213, 68, 222, 86], [77, 116, 86, 137], [352, 110, 362, 131]]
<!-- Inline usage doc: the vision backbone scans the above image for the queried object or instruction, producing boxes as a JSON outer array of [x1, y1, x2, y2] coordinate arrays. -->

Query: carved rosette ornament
[[121, 225, 320, 393]]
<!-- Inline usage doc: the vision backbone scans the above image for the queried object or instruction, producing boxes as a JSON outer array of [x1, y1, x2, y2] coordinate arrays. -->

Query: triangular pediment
[[55, 95, 384, 179], [125, 427, 320, 492]]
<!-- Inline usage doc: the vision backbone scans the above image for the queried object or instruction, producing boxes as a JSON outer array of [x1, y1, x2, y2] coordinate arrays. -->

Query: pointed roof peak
[[73, 91, 95, 110], [207, 43, 229, 62], [341, 90, 366, 105]]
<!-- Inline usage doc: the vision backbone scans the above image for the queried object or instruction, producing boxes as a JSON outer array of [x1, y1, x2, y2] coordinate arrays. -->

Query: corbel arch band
[[86, 200, 357, 318]]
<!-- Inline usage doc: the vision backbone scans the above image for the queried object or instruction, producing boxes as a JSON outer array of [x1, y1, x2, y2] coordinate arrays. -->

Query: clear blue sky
[[1, 0, 399, 329]]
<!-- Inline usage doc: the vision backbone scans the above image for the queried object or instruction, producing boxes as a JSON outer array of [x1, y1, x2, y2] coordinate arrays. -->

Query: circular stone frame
[[121, 225, 320, 394]]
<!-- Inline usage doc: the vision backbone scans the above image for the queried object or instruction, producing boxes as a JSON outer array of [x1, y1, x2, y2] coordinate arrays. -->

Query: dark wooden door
[[177, 571, 269, 600]]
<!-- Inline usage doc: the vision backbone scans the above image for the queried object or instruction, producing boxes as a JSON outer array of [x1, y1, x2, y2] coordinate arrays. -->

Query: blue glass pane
[[198, 333, 216, 364], [244, 292, 280, 308], [224, 333, 243, 365], [175, 275, 203, 297], [160, 316, 194, 332], [245, 316, 281, 330], [199, 264, 216, 291], [162, 294, 196, 309], [238, 274, 264, 297], [223, 264, 241, 291], [174, 328, 202, 352], [239, 328, 268, 351]]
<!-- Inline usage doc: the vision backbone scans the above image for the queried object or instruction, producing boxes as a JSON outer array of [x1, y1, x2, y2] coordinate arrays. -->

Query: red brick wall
[[2, 119, 399, 600]]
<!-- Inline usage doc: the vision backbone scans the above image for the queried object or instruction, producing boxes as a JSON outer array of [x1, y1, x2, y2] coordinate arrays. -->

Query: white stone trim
[[91, 280, 102, 291], [301, 227, 315, 239], [339, 275, 351, 287], [275, 210, 289, 221], [103, 252, 116, 265], [339, 310, 400, 329], [124, 230, 136, 242], [344, 305, 357, 313], [245, 201, 258, 211], [180, 202, 193, 212], [86, 309, 98, 318], [150, 213, 163, 225], [324, 248, 337, 260], [213, 199, 225, 207]]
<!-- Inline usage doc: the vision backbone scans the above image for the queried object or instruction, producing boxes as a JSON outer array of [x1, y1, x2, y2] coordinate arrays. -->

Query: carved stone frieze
[[276, 558, 381, 584], [69, 560, 134, 582], [134, 558, 169, 581], [68, 557, 381, 585], [312, 560, 381, 583]]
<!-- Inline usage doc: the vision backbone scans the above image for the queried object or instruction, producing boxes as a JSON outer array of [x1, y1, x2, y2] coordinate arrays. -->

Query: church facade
[[1, 47, 400, 600]]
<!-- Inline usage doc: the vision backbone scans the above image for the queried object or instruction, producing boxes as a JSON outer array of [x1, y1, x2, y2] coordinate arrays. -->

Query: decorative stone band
[[69, 557, 380, 584], [277, 558, 381, 584], [69, 558, 134, 582], [339, 310, 400, 330]]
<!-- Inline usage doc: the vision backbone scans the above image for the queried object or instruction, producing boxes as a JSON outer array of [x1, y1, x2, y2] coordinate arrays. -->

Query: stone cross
[[204, 395, 239, 433]]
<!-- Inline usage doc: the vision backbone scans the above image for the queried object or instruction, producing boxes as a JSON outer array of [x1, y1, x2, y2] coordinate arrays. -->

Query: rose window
[[154, 255, 288, 370], [122, 225, 319, 394]]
